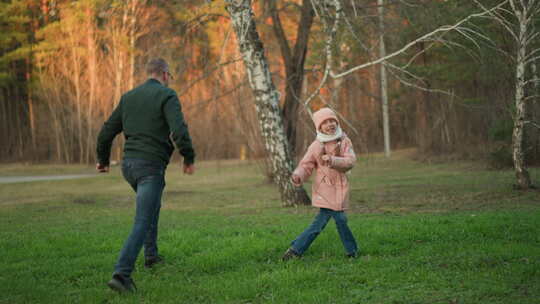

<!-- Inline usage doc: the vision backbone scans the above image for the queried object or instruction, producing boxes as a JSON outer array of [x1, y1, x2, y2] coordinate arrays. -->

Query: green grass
[[1, 154, 539, 303]]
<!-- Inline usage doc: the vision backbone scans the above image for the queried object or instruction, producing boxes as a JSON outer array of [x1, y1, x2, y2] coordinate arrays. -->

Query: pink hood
[[313, 108, 339, 131]]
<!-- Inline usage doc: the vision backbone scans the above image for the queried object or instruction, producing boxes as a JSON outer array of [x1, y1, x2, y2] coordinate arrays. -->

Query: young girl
[[282, 107, 358, 260]]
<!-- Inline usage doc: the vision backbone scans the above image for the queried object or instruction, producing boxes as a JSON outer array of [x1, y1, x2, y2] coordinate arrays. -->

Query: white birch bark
[[471, 0, 540, 188], [512, 54, 530, 187], [225, 0, 310, 206], [509, 0, 533, 189]]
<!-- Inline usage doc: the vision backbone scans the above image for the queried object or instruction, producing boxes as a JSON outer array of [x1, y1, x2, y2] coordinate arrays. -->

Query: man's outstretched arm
[[96, 100, 123, 172], [163, 92, 195, 170]]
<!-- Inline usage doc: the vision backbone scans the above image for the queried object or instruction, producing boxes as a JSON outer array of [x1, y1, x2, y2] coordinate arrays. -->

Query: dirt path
[[0, 174, 98, 184]]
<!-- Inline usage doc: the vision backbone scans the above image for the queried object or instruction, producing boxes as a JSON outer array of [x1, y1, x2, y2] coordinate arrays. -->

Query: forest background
[[1, 0, 539, 173]]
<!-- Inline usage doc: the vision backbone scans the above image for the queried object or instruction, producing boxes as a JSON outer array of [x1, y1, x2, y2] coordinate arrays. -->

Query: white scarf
[[316, 126, 343, 143]]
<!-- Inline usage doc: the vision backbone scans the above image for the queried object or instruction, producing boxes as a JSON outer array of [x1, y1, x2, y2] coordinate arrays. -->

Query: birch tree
[[225, 0, 310, 206], [474, 0, 539, 189], [508, 0, 537, 189]]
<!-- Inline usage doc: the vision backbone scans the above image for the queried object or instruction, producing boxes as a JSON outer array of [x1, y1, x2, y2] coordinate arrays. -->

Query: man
[[96, 58, 195, 293]]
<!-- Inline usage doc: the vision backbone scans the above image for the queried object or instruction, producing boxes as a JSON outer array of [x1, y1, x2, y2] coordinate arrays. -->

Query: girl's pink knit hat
[[313, 108, 339, 131]]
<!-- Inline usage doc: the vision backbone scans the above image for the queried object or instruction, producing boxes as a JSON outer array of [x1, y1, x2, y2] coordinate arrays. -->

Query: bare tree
[[301, 0, 512, 160], [473, 0, 539, 189], [507, 0, 537, 189], [225, 0, 311, 206], [305, 1, 506, 98]]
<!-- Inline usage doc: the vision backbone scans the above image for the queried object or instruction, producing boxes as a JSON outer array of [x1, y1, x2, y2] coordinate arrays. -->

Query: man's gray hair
[[146, 58, 169, 75]]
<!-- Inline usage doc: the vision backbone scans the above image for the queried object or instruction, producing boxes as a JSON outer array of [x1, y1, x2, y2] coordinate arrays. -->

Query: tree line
[[1, 0, 539, 197]]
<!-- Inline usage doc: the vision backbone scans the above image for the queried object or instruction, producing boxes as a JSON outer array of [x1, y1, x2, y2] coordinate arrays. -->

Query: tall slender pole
[[378, 0, 391, 157]]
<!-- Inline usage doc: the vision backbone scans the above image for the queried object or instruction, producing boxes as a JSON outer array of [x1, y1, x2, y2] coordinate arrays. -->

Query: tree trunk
[[26, 58, 36, 153], [378, 0, 391, 158], [269, 0, 314, 157], [225, 0, 310, 206], [86, 5, 97, 164], [41, 0, 49, 23], [67, 28, 84, 163], [43, 83, 63, 162], [110, 3, 130, 162], [128, 0, 137, 90], [530, 61, 540, 165], [511, 11, 532, 189], [14, 86, 25, 159], [416, 42, 431, 152], [27, 4, 39, 156], [0, 88, 8, 158]]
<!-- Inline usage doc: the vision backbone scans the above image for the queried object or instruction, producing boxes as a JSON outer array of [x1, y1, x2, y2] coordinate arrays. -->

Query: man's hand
[[291, 174, 302, 187], [183, 163, 195, 175], [96, 163, 109, 173]]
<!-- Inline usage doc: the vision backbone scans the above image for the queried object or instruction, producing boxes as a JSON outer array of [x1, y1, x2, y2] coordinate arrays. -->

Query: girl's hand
[[321, 154, 331, 166], [291, 174, 302, 187]]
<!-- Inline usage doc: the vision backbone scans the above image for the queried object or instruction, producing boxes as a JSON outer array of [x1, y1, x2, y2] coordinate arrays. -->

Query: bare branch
[[330, 1, 508, 79], [524, 31, 540, 47], [184, 79, 249, 112], [524, 78, 540, 86], [303, 0, 343, 107], [178, 58, 243, 97], [386, 63, 453, 97], [473, 0, 519, 42], [524, 120, 540, 129], [523, 94, 540, 102], [386, 62, 508, 111], [525, 53, 540, 65], [401, 42, 437, 70], [179, 22, 241, 97], [341, 9, 376, 54], [351, 0, 358, 17]]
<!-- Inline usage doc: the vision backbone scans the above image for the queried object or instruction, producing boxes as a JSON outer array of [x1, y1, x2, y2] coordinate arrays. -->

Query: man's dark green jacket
[[97, 78, 195, 166]]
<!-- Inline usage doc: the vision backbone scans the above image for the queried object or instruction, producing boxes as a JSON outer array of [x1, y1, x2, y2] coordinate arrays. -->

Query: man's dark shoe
[[346, 252, 358, 259], [282, 248, 301, 261], [107, 274, 136, 293], [144, 255, 164, 268]]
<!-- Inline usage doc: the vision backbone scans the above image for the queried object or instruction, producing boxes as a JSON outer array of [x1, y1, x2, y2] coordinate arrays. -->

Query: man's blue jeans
[[114, 158, 166, 277], [291, 208, 358, 255]]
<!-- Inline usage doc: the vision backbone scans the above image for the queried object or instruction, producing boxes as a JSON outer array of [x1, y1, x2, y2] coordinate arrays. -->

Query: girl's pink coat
[[293, 109, 356, 211]]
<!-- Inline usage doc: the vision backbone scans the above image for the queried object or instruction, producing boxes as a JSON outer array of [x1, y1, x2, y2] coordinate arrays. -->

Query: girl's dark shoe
[[144, 255, 164, 268], [282, 248, 301, 261], [107, 274, 137, 293]]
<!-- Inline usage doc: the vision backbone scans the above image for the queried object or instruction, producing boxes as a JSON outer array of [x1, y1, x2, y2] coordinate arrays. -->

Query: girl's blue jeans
[[114, 158, 166, 278], [291, 208, 358, 255]]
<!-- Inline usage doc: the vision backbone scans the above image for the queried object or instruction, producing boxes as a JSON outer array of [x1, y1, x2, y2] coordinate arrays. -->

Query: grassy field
[[1, 153, 539, 303]]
